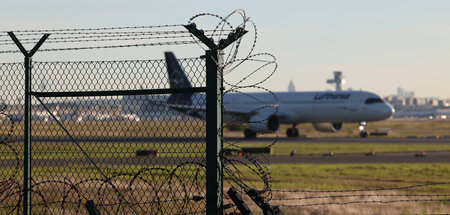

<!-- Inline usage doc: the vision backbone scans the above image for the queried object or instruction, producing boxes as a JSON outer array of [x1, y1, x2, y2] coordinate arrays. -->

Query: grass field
[[240, 163, 450, 192], [230, 163, 450, 214], [230, 142, 450, 156], [2, 141, 450, 160], [2, 163, 447, 192], [256, 163, 450, 214]]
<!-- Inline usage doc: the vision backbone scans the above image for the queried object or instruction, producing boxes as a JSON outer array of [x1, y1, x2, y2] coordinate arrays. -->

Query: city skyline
[[288, 78, 449, 100], [1, 0, 450, 98]]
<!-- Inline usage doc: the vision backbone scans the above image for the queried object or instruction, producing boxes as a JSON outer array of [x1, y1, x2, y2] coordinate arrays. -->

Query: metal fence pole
[[184, 23, 246, 214], [205, 49, 223, 215], [23, 55, 32, 215], [7, 32, 49, 215]]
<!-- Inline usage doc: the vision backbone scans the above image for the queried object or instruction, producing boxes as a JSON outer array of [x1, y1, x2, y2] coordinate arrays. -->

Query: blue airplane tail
[[165, 52, 193, 105]]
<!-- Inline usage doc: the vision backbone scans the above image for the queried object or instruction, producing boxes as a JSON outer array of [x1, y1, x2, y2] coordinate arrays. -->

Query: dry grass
[[223, 188, 450, 215], [1, 169, 205, 215], [1, 163, 449, 214], [231, 163, 450, 215], [273, 191, 449, 215]]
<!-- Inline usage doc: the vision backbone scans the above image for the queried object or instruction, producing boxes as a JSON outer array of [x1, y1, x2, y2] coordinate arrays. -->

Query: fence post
[[7, 32, 49, 215], [184, 23, 247, 215], [205, 48, 224, 214], [23, 55, 32, 215]]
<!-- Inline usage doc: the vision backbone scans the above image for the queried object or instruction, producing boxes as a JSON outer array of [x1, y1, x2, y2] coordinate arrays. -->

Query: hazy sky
[[1, 0, 450, 98]]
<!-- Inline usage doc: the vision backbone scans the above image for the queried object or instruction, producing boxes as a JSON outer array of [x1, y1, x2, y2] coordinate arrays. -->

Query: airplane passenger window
[[365, 98, 383, 104]]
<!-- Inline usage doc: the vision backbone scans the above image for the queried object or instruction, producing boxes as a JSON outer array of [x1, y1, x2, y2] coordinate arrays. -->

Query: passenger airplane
[[164, 52, 395, 138]]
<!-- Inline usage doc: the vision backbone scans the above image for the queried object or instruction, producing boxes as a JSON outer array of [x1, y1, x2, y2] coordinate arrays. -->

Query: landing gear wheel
[[244, 129, 257, 139], [286, 128, 299, 137], [359, 122, 368, 138], [360, 131, 368, 138]]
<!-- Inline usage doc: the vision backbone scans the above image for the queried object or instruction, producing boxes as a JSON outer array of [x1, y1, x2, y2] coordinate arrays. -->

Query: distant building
[[406, 91, 415, 98], [429, 98, 439, 107], [439, 100, 449, 107], [384, 96, 406, 110], [397, 87, 404, 97], [405, 97, 413, 106], [413, 98, 427, 106], [387, 88, 449, 118], [396, 87, 414, 98], [288, 80, 295, 92]]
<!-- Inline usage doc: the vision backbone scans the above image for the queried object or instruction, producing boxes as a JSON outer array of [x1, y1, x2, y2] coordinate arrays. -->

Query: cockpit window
[[365, 98, 383, 104]]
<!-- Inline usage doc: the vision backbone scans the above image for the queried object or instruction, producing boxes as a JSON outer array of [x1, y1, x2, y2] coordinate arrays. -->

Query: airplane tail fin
[[165, 52, 193, 105]]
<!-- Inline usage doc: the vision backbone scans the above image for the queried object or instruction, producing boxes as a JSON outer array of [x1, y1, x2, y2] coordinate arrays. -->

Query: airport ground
[[232, 118, 450, 214], [1, 162, 447, 214], [1, 118, 449, 214]]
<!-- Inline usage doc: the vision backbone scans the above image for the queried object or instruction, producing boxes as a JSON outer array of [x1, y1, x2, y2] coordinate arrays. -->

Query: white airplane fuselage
[[163, 51, 394, 137], [222, 91, 394, 124]]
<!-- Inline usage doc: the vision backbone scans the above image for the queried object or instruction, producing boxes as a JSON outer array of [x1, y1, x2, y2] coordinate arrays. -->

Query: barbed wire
[[0, 32, 230, 46], [2, 29, 234, 39], [0, 24, 232, 55], [0, 40, 198, 54], [0, 24, 185, 34], [191, 9, 279, 150], [186, 10, 281, 211]]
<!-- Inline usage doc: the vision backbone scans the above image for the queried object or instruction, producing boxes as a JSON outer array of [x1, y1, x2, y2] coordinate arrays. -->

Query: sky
[[1, 0, 450, 98]]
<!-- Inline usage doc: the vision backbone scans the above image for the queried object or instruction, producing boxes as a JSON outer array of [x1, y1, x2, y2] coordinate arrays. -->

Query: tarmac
[[1, 151, 449, 167]]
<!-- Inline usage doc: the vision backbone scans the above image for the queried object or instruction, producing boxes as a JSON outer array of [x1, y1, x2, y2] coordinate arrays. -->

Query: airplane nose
[[383, 103, 395, 118]]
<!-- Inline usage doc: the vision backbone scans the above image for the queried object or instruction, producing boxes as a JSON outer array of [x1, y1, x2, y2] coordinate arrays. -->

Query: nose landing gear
[[359, 121, 368, 138]]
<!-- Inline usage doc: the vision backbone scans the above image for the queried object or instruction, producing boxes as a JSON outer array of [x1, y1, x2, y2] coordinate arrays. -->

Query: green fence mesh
[[1, 58, 211, 214]]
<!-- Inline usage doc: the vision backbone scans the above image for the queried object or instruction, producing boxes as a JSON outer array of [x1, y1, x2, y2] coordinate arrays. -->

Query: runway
[[2, 151, 449, 167], [263, 151, 450, 164]]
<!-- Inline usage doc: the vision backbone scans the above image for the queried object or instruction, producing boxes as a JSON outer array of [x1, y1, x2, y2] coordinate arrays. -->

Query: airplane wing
[[147, 99, 262, 122]]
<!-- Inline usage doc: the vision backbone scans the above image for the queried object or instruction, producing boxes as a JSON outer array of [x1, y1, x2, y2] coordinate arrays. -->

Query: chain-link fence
[[1, 56, 214, 214], [0, 9, 282, 215], [1, 62, 25, 214]]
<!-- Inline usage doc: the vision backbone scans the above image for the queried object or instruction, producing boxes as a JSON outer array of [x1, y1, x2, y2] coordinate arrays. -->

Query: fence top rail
[[31, 87, 207, 98]]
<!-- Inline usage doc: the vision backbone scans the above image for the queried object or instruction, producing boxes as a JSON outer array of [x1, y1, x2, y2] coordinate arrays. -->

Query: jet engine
[[312, 122, 343, 132], [248, 114, 280, 133]]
